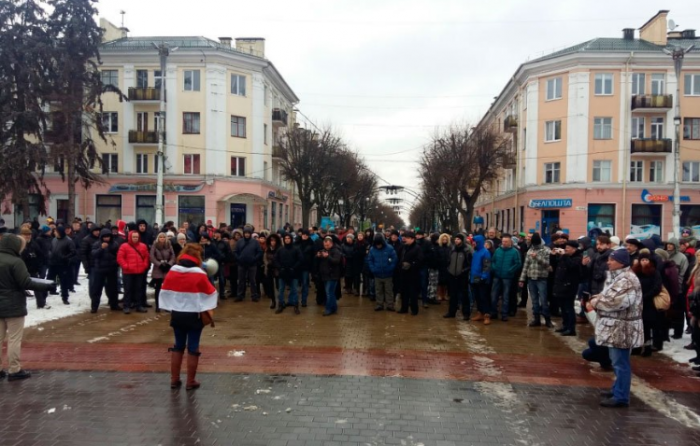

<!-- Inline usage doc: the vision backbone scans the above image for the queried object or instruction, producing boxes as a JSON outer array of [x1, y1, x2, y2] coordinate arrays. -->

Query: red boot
[[169, 347, 184, 389], [186, 351, 201, 390]]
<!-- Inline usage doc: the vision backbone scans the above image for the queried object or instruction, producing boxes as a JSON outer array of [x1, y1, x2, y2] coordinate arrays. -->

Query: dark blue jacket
[[234, 236, 263, 267], [470, 235, 492, 284], [367, 236, 397, 279]]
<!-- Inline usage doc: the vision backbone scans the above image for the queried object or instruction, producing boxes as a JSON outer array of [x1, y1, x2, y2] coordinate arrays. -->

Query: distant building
[[4, 18, 305, 230], [472, 10, 700, 242]]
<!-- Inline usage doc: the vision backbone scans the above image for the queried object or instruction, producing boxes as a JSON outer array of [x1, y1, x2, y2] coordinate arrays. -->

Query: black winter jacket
[[399, 242, 424, 278], [234, 237, 263, 267], [296, 238, 316, 272], [552, 251, 582, 297], [80, 233, 100, 272], [318, 246, 342, 281], [275, 243, 303, 281], [21, 239, 45, 276], [50, 236, 77, 266], [91, 230, 120, 274], [590, 249, 611, 295]]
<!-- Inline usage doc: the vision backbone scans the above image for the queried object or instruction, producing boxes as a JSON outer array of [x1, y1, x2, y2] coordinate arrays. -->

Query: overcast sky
[[99, 0, 696, 213]]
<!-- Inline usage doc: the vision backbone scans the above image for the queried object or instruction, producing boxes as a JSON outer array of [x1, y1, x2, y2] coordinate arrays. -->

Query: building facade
[[2, 19, 306, 230], [472, 10, 700, 243]]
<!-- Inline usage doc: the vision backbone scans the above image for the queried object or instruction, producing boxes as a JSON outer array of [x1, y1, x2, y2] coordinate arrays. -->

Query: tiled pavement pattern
[[3, 291, 700, 445], [3, 371, 700, 446]]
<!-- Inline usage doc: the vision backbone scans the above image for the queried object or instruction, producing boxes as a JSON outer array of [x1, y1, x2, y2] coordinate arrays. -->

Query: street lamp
[[664, 43, 695, 239]]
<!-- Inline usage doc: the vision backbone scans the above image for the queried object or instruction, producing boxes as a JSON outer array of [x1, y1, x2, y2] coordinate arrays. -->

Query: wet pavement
[[3, 290, 700, 445]]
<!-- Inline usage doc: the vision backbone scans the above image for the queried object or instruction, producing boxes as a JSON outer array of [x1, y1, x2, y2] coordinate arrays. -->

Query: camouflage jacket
[[592, 267, 644, 349]]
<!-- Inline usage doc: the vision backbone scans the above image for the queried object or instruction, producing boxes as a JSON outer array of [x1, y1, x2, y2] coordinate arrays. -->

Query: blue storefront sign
[[641, 189, 690, 204], [528, 198, 573, 209]]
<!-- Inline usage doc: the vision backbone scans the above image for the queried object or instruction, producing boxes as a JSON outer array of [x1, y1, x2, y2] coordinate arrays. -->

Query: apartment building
[[3, 19, 302, 230], [473, 10, 700, 242]]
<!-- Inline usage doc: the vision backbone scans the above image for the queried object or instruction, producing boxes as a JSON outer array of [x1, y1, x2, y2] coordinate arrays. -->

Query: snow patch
[[228, 350, 246, 357], [46, 408, 56, 414], [457, 326, 496, 354], [256, 389, 271, 394]]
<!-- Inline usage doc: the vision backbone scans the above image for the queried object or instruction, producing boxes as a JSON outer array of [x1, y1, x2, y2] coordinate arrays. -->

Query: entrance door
[[541, 210, 560, 245], [57, 199, 69, 223], [230, 203, 247, 228]]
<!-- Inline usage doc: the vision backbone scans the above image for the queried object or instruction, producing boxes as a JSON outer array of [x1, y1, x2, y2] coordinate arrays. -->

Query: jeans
[[237, 265, 259, 300], [491, 278, 512, 317], [278, 278, 299, 307], [608, 347, 632, 404], [324, 280, 338, 314], [374, 277, 394, 307], [173, 327, 203, 354], [528, 278, 549, 317], [300, 271, 310, 305], [472, 281, 490, 315]]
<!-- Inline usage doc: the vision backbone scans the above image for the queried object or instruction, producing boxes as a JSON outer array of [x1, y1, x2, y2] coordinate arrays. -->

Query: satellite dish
[[668, 19, 677, 30]]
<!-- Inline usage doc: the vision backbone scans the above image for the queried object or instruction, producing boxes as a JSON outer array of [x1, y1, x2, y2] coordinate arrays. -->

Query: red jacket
[[117, 232, 150, 275]]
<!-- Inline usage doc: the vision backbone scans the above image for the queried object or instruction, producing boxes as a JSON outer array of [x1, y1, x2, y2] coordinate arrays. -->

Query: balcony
[[129, 130, 162, 144], [630, 138, 672, 154], [501, 150, 516, 168], [128, 87, 161, 101], [272, 144, 283, 159], [631, 94, 673, 112], [504, 115, 518, 132], [272, 109, 288, 128]]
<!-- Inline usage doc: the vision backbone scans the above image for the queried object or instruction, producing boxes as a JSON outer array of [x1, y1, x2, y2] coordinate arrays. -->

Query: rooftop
[[531, 37, 699, 63], [100, 36, 264, 59]]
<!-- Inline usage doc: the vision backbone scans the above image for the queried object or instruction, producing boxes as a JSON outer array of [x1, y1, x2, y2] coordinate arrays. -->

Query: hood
[[373, 234, 387, 248], [668, 237, 680, 251], [117, 220, 127, 237], [641, 239, 656, 252], [137, 219, 149, 232], [127, 230, 141, 245], [100, 228, 113, 241], [578, 236, 591, 251], [473, 235, 485, 250], [0, 234, 23, 256]]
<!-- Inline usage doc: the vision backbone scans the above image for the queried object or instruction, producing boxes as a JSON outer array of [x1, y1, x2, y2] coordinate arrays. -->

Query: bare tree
[[367, 203, 405, 230]]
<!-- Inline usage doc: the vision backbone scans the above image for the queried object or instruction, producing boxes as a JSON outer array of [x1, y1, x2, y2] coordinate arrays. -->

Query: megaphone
[[201, 258, 219, 277]]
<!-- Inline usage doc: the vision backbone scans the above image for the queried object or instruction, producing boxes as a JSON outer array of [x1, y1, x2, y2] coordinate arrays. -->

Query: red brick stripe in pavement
[[17, 342, 699, 392]]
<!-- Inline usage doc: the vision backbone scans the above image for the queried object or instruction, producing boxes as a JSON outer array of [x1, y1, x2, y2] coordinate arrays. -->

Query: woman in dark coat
[[633, 250, 662, 357], [150, 232, 176, 312], [436, 234, 452, 301], [655, 248, 679, 349], [341, 234, 361, 295], [263, 234, 280, 308]]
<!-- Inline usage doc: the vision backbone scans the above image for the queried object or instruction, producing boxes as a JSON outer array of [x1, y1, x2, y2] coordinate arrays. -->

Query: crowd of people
[[1, 215, 699, 404]]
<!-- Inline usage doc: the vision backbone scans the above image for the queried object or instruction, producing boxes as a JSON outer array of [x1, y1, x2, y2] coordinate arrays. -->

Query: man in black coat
[[234, 227, 263, 302], [397, 232, 424, 315], [553, 240, 582, 336], [89, 229, 121, 313], [296, 229, 316, 308], [274, 233, 303, 314], [47, 226, 76, 305], [80, 226, 101, 279], [19, 227, 49, 309], [213, 230, 232, 299], [312, 229, 327, 305]]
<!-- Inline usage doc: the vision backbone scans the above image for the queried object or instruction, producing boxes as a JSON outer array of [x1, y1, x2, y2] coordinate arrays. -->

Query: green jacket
[[0, 235, 54, 319], [491, 245, 522, 279]]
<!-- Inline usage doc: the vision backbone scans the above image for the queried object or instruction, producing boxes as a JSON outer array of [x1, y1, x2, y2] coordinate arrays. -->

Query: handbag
[[654, 286, 671, 311], [200, 310, 215, 327]]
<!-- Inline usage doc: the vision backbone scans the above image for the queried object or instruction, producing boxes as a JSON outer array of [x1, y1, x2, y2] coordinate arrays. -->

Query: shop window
[[13, 194, 41, 228], [96, 195, 121, 225], [630, 204, 662, 240], [587, 204, 615, 236], [178, 195, 205, 227], [681, 205, 700, 237], [136, 195, 157, 225]]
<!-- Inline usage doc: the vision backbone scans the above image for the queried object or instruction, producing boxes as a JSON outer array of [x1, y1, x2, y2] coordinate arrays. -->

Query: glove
[[401, 262, 411, 271]]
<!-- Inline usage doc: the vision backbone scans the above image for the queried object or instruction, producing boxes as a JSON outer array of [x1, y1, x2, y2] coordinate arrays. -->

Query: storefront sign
[[267, 190, 289, 202], [528, 198, 572, 209], [109, 183, 204, 193], [641, 189, 690, 204]]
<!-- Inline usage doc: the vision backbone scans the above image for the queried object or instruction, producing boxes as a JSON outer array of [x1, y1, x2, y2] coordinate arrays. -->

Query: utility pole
[[665, 44, 695, 239], [153, 42, 178, 225]]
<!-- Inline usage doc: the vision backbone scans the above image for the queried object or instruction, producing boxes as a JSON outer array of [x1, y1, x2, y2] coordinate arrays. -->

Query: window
[[231, 115, 246, 137], [649, 160, 664, 183], [681, 205, 700, 236], [632, 116, 645, 139], [588, 204, 616, 235], [230, 157, 246, 176], [183, 154, 200, 175], [650, 117, 664, 139], [544, 120, 561, 142], [154, 70, 163, 90], [14, 194, 41, 229], [593, 117, 613, 139], [685, 74, 700, 96], [594, 73, 613, 95], [136, 195, 157, 225], [684, 118, 700, 140], [631, 204, 661, 238], [183, 112, 200, 134], [184, 70, 200, 91], [546, 77, 562, 100], [592, 160, 612, 182], [630, 160, 643, 182], [136, 112, 149, 132], [136, 154, 148, 174], [683, 161, 700, 183], [101, 153, 118, 174], [101, 112, 118, 133], [264, 85, 269, 106], [544, 162, 560, 184], [264, 123, 268, 145], [231, 74, 246, 96], [178, 195, 205, 227], [136, 69, 148, 89], [651, 73, 665, 95], [96, 195, 122, 225], [101, 70, 118, 87], [631, 73, 645, 96]]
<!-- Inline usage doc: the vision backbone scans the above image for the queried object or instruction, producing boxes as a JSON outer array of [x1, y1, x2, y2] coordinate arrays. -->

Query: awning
[[218, 193, 268, 205]]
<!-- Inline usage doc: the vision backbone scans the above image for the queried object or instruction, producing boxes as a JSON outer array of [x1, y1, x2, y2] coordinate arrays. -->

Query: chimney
[[235, 38, 265, 58], [219, 37, 232, 47], [682, 29, 696, 39], [623, 28, 635, 40], [639, 10, 669, 46]]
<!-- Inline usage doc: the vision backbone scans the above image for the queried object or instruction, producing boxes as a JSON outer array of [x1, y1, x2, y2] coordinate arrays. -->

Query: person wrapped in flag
[[159, 243, 217, 390]]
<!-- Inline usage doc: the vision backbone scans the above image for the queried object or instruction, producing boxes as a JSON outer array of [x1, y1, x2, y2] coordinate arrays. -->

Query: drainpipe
[[621, 52, 634, 238]]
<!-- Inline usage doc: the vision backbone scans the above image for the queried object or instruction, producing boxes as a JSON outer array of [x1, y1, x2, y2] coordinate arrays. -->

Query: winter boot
[[544, 317, 554, 328], [186, 351, 201, 390], [528, 316, 542, 327], [483, 314, 491, 325], [470, 311, 484, 322], [169, 347, 185, 389]]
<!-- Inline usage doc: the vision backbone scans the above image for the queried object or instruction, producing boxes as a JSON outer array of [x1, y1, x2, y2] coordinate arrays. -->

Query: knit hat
[[345, 233, 355, 240], [454, 233, 466, 243], [531, 232, 542, 246], [655, 248, 670, 261], [41, 225, 51, 234], [20, 227, 32, 236], [403, 231, 416, 239], [166, 231, 175, 238], [177, 233, 186, 241], [565, 240, 579, 249], [610, 236, 621, 247], [609, 248, 631, 267]]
